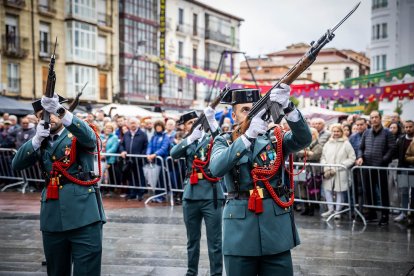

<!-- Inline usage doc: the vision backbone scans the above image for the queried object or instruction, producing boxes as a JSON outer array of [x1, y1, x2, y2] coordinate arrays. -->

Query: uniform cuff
[[32, 138, 41, 151], [285, 109, 300, 122], [62, 111, 74, 127]]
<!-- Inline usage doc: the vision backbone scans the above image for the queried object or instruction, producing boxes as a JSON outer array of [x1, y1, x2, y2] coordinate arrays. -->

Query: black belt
[[227, 185, 292, 200]]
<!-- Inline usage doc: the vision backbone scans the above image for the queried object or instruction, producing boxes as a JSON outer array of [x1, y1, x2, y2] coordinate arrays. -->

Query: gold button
[[236, 152, 240, 157], [88, 188, 92, 192], [229, 213, 232, 218], [182, 146, 185, 148], [59, 185, 63, 189], [52, 156, 56, 160], [285, 208, 289, 211], [194, 155, 197, 159], [59, 174, 62, 177], [254, 163, 258, 167], [27, 152, 30, 155], [77, 123, 80, 127]]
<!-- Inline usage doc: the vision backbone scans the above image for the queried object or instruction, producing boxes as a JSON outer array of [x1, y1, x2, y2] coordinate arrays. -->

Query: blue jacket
[[101, 133, 119, 164], [349, 132, 363, 155], [146, 131, 170, 158], [119, 128, 148, 156]]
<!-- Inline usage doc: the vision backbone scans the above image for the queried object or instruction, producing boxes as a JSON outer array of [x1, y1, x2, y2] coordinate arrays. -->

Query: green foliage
[[364, 100, 379, 115], [394, 100, 403, 115]]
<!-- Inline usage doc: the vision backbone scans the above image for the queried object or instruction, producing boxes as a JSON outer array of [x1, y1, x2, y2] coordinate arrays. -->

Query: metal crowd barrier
[[99, 153, 168, 204], [0, 148, 26, 192], [2, 147, 414, 221], [351, 166, 414, 219]]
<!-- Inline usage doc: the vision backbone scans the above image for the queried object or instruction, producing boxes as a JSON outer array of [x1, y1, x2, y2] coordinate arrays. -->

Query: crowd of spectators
[[0, 109, 413, 225]]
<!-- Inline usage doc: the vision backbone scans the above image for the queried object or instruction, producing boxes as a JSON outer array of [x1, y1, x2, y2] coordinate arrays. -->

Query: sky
[[197, 0, 371, 57]]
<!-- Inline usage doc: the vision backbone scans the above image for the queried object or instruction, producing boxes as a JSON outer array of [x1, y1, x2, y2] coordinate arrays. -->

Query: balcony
[[97, 53, 112, 71], [1, 35, 29, 58], [38, 2, 57, 17], [7, 77, 21, 93], [98, 12, 112, 28], [205, 30, 231, 45], [38, 40, 59, 60], [3, 0, 26, 9]]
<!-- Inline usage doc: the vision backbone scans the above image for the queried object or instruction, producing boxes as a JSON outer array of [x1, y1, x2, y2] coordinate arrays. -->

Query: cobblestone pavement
[[0, 192, 413, 275]]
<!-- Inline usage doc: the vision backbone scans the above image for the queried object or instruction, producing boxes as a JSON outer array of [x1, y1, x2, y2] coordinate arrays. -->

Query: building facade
[[0, 0, 118, 103], [118, 0, 159, 105], [240, 43, 370, 88], [163, 0, 243, 110], [370, 0, 414, 73]]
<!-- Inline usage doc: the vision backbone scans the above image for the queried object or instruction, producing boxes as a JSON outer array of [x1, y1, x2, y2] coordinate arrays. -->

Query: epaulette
[[219, 132, 233, 146]]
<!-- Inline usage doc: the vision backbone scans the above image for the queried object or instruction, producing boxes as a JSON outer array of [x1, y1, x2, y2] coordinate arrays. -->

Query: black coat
[[395, 134, 414, 169], [358, 126, 396, 166], [119, 128, 148, 155]]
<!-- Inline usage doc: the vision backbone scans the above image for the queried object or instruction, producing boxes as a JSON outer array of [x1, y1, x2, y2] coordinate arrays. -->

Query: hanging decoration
[[341, 64, 414, 87]]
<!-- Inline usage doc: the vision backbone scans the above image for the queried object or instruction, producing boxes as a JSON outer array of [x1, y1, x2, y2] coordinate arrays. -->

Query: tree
[[364, 100, 379, 115]]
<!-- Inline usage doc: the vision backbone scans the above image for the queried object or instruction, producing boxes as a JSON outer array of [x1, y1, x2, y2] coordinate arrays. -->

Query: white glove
[[270, 83, 290, 109], [203, 106, 219, 132], [245, 109, 267, 139], [32, 120, 50, 150], [41, 94, 62, 115], [186, 125, 203, 144]]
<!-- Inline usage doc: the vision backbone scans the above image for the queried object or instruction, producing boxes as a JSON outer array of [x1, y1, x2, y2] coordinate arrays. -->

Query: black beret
[[220, 88, 260, 105], [177, 111, 198, 125], [32, 94, 69, 113]]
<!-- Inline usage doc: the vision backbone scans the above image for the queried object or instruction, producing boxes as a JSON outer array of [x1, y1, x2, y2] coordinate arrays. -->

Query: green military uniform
[[170, 112, 225, 276], [209, 89, 311, 276], [12, 114, 106, 276]]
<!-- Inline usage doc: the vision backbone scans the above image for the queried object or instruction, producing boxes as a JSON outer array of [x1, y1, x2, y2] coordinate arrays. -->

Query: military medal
[[200, 148, 206, 161], [64, 146, 71, 156], [260, 152, 267, 161]]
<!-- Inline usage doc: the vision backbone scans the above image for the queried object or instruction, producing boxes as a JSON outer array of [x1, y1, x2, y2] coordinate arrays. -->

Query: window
[[193, 13, 197, 36], [97, 0, 107, 26], [7, 63, 20, 92], [66, 65, 97, 99], [381, 55, 387, 71], [67, 0, 96, 22], [66, 21, 97, 63], [372, 0, 388, 9], [193, 48, 197, 67], [97, 35, 107, 65], [178, 8, 184, 25], [381, 23, 387, 38], [39, 22, 50, 56], [344, 67, 353, 79], [5, 15, 18, 51], [178, 41, 183, 60]]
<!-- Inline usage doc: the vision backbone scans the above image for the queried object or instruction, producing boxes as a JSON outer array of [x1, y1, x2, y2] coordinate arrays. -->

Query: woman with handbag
[[320, 124, 356, 219], [296, 127, 323, 216]]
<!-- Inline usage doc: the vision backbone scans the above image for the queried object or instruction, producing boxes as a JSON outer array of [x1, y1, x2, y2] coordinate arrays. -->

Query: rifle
[[231, 2, 360, 141], [185, 74, 239, 138], [68, 81, 88, 112], [43, 37, 58, 129]]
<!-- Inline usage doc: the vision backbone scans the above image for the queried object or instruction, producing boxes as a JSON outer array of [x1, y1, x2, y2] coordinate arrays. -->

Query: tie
[[52, 135, 59, 142]]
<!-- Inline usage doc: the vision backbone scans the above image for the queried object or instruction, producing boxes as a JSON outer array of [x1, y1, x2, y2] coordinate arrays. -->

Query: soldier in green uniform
[[170, 107, 224, 276], [12, 93, 106, 276], [209, 84, 311, 276]]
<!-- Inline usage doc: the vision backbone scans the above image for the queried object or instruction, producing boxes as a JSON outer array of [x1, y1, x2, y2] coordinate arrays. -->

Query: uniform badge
[[268, 150, 276, 161], [200, 148, 206, 161], [64, 145, 71, 156], [266, 145, 271, 151], [260, 152, 267, 161]]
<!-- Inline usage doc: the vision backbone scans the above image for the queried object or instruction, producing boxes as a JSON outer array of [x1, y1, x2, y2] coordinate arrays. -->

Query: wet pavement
[[0, 192, 414, 275]]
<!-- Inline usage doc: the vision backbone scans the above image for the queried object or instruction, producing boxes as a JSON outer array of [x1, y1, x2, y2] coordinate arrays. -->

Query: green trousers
[[183, 199, 223, 276], [224, 250, 293, 276], [42, 221, 103, 276]]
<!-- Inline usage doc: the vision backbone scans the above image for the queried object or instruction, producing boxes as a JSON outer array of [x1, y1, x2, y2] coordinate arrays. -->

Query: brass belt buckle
[[249, 188, 264, 198], [197, 173, 203, 180]]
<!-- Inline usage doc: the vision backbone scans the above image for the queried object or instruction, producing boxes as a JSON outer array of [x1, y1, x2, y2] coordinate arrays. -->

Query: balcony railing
[[205, 30, 231, 45], [98, 12, 112, 27], [4, 0, 26, 9], [7, 77, 21, 93], [38, 40, 59, 59], [1, 35, 29, 58], [97, 53, 112, 70], [166, 19, 204, 38], [38, 1, 57, 16]]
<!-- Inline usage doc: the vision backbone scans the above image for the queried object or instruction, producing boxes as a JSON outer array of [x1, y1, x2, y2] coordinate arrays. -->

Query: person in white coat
[[320, 124, 356, 219]]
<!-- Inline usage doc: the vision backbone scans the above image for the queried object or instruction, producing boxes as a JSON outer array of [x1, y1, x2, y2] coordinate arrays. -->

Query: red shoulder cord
[[190, 138, 220, 185], [249, 125, 306, 214], [47, 122, 102, 200]]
